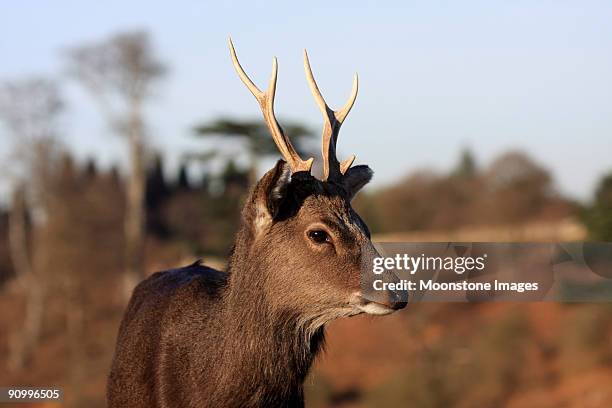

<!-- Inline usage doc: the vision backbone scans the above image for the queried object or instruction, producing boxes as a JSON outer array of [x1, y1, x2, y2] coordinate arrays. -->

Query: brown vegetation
[[0, 146, 608, 407], [355, 150, 576, 234]]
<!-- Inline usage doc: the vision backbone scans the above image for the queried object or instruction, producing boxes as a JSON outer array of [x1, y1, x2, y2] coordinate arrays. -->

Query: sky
[[1, 0, 611, 200]]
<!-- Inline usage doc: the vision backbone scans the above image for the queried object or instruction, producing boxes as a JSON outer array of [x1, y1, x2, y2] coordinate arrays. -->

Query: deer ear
[[248, 160, 292, 233], [343, 165, 373, 200]]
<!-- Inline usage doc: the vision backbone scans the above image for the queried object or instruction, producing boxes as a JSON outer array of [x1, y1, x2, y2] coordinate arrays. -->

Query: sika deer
[[107, 39, 406, 408]]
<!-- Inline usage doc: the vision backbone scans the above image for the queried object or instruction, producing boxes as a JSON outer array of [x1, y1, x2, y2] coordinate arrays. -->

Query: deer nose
[[374, 266, 408, 310], [379, 288, 408, 310]]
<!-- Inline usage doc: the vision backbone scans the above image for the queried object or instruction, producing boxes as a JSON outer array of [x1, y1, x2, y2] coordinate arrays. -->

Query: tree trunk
[[7, 185, 46, 372], [7, 185, 31, 282], [8, 279, 44, 371], [123, 104, 146, 301]]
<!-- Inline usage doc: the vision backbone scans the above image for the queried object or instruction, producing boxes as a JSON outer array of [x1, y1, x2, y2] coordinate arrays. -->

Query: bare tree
[[0, 78, 64, 371], [65, 31, 166, 299]]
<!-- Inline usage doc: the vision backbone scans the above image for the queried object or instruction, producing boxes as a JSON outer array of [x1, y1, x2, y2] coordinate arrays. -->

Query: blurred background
[[1, 1, 612, 407]]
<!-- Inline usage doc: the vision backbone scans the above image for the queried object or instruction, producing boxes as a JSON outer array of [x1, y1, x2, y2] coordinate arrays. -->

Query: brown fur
[[107, 160, 403, 407]]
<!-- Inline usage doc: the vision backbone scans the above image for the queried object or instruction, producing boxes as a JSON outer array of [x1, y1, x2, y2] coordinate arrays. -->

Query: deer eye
[[308, 229, 330, 244]]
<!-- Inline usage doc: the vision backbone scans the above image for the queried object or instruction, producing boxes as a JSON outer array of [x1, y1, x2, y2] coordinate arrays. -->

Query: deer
[[107, 39, 407, 408]]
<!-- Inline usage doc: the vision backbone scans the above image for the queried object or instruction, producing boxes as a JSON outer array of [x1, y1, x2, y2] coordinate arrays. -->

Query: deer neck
[[220, 230, 325, 402]]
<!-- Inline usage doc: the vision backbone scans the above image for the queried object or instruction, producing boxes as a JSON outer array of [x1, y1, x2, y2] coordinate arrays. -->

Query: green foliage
[[452, 148, 477, 179], [194, 117, 315, 158], [582, 173, 612, 240]]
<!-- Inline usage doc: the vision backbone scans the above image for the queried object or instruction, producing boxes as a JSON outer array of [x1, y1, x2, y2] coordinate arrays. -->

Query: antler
[[229, 38, 314, 173], [303, 50, 358, 181]]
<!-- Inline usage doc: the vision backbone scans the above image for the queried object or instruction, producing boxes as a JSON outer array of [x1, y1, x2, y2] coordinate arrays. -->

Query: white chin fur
[[356, 302, 395, 316]]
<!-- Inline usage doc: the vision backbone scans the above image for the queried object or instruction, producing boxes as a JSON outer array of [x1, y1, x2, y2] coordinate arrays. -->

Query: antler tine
[[303, 49, 358, 181], [229, 38, 314, 173]]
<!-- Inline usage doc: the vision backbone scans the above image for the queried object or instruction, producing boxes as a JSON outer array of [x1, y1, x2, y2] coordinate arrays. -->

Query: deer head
[[228, 39, 406, 328]]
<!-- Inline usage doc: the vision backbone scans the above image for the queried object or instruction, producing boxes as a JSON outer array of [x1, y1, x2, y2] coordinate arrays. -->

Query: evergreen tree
[[584, 173, 612, 240]]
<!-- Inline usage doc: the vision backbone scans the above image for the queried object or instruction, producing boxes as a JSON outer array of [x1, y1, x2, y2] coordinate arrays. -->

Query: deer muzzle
[[352, 268, 408, 315]]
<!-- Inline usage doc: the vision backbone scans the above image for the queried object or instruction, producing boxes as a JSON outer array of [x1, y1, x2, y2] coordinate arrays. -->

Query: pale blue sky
[[1, 1, 611, 200]]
